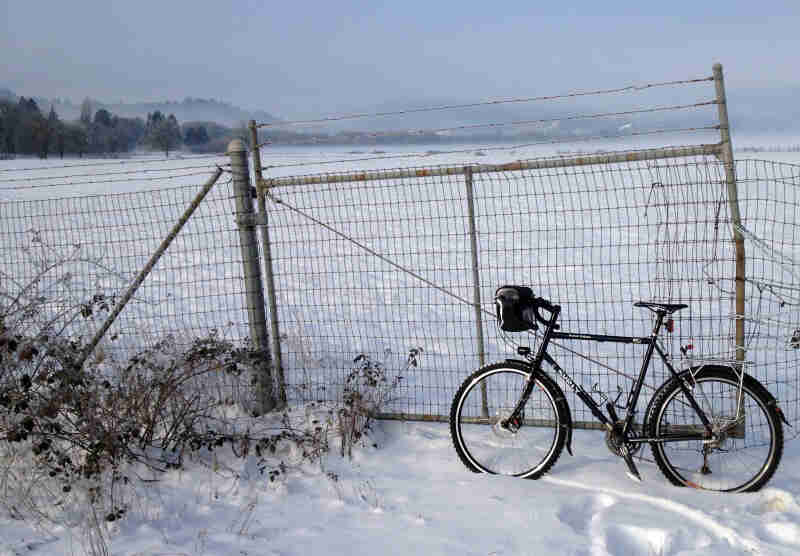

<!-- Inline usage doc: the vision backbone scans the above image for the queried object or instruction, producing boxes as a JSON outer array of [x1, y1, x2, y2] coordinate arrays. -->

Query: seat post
[[651, 310, 667, 335]]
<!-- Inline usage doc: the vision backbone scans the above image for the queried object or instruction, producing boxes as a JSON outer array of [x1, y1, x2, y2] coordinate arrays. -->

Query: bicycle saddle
[[633, 301, 688, 314]]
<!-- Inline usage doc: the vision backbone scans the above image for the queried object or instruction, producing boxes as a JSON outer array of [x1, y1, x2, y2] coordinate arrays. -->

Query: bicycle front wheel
[[648, 365, 783, 492], [450, 361, 568, 478]]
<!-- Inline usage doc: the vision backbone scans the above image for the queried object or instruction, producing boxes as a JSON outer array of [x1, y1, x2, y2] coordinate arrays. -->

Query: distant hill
[[0, 89, 279, 127]]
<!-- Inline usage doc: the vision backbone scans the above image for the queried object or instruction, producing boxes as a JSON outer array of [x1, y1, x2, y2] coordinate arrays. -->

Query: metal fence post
[[713, 63, 746, 364], [464, 166, 489, 416], [228, 139, 276, 414], [249, 121, 287, 405]]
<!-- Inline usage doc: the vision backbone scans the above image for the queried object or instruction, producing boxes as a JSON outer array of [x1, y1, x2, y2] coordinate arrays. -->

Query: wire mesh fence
[[3, 65, 799, 438], [248, 64, 800, 432], [2, 153, 799, 434], [0, 163, 260, 407], [735, 159, 800, 431], [259, 153, 800, 434]]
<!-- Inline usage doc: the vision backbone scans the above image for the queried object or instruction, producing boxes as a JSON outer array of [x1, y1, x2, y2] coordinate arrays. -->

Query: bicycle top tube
[[531, 295, 686, 345], [550, 331, 652, 345]]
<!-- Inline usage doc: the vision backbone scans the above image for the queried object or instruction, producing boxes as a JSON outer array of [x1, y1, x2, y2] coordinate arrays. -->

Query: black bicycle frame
[[508, 306, 714, 444]]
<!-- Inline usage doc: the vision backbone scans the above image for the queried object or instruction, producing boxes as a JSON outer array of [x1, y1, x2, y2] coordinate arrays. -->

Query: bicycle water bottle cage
[[495, 286, 538, 332]]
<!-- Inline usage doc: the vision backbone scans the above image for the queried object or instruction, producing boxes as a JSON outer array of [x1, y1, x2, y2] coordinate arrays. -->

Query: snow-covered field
[[2, 141, 800, 555]]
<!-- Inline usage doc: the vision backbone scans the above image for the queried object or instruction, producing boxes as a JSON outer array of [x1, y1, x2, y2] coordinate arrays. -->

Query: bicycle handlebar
[[532, 296, 560, 329]]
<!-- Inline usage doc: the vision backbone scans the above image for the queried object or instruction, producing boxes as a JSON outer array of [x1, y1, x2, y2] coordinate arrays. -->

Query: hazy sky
[[2, 1, 799, 119]]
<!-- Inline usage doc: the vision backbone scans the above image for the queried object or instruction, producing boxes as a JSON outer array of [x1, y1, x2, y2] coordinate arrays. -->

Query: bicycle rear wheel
[[450, 361, 568, 478], [648, 365, 783, 492]]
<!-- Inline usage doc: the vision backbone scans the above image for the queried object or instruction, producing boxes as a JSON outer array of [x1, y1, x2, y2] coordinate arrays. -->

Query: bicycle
[[450, 286, 787, 492]]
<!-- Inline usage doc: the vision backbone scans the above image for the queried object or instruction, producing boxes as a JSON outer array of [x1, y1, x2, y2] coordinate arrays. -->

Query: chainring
[[605, 421, 642, 458]]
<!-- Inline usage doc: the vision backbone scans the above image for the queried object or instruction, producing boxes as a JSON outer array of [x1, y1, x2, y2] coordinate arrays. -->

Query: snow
[[3, 421, 800, 555], [2, 141, 800, 555]]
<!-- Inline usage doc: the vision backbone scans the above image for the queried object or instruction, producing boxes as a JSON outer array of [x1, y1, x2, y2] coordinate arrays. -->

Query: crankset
[[605, 420, 642, 458]]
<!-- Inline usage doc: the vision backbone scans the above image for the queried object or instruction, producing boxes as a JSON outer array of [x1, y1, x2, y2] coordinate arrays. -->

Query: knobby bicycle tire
[[646, 365, 783, 492], [450, 361, 569, 478]]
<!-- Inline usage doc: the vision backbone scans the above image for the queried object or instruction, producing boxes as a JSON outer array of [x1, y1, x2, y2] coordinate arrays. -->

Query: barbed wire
[[256, 76, 714, 129], [260, 125, 720, 171], [0, 162, 231, 184], [0, 168, 224, 191], [266, 101, 718, 143], [0, 152, 228, 173]]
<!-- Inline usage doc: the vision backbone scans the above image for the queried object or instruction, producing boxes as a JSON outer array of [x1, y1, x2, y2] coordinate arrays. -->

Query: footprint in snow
[[556, 493, 616, 535]]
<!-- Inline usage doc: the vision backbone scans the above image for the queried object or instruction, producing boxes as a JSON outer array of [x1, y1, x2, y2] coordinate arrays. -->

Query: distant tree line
[[1, 93, 543, 159], [3, 93, 489, 158], [0, 97, 224, 158]]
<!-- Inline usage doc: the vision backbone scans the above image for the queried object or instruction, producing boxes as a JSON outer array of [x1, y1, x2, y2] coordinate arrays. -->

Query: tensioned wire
[[0, 152, 228, 173], [256, 102, 718, 150], [255, 76, 714, 129], [263, 179, 652, 387], [0, 163, 230, 184], [0, 169, 225, 191]]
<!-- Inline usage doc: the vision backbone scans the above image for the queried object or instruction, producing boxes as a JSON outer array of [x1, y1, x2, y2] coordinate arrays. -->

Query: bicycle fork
[[501, 304, 563, 434]]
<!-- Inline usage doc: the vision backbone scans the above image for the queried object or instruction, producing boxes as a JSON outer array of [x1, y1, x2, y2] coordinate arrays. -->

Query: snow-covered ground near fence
[[2, 140, 800, 555], [2, 420, 800, 555]]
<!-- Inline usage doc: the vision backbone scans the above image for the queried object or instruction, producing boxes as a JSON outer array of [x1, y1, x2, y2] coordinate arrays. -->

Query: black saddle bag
[[494, 285, 537, 332]]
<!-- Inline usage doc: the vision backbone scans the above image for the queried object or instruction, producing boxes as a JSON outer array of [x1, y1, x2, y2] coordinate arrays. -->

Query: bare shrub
[[1, 230, 417, 553], [0, 233, 259, 546], [337, 347, 421, 458]]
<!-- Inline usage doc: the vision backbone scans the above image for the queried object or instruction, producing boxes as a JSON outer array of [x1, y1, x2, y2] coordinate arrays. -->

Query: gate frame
[[250, 64, 745, 420]]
